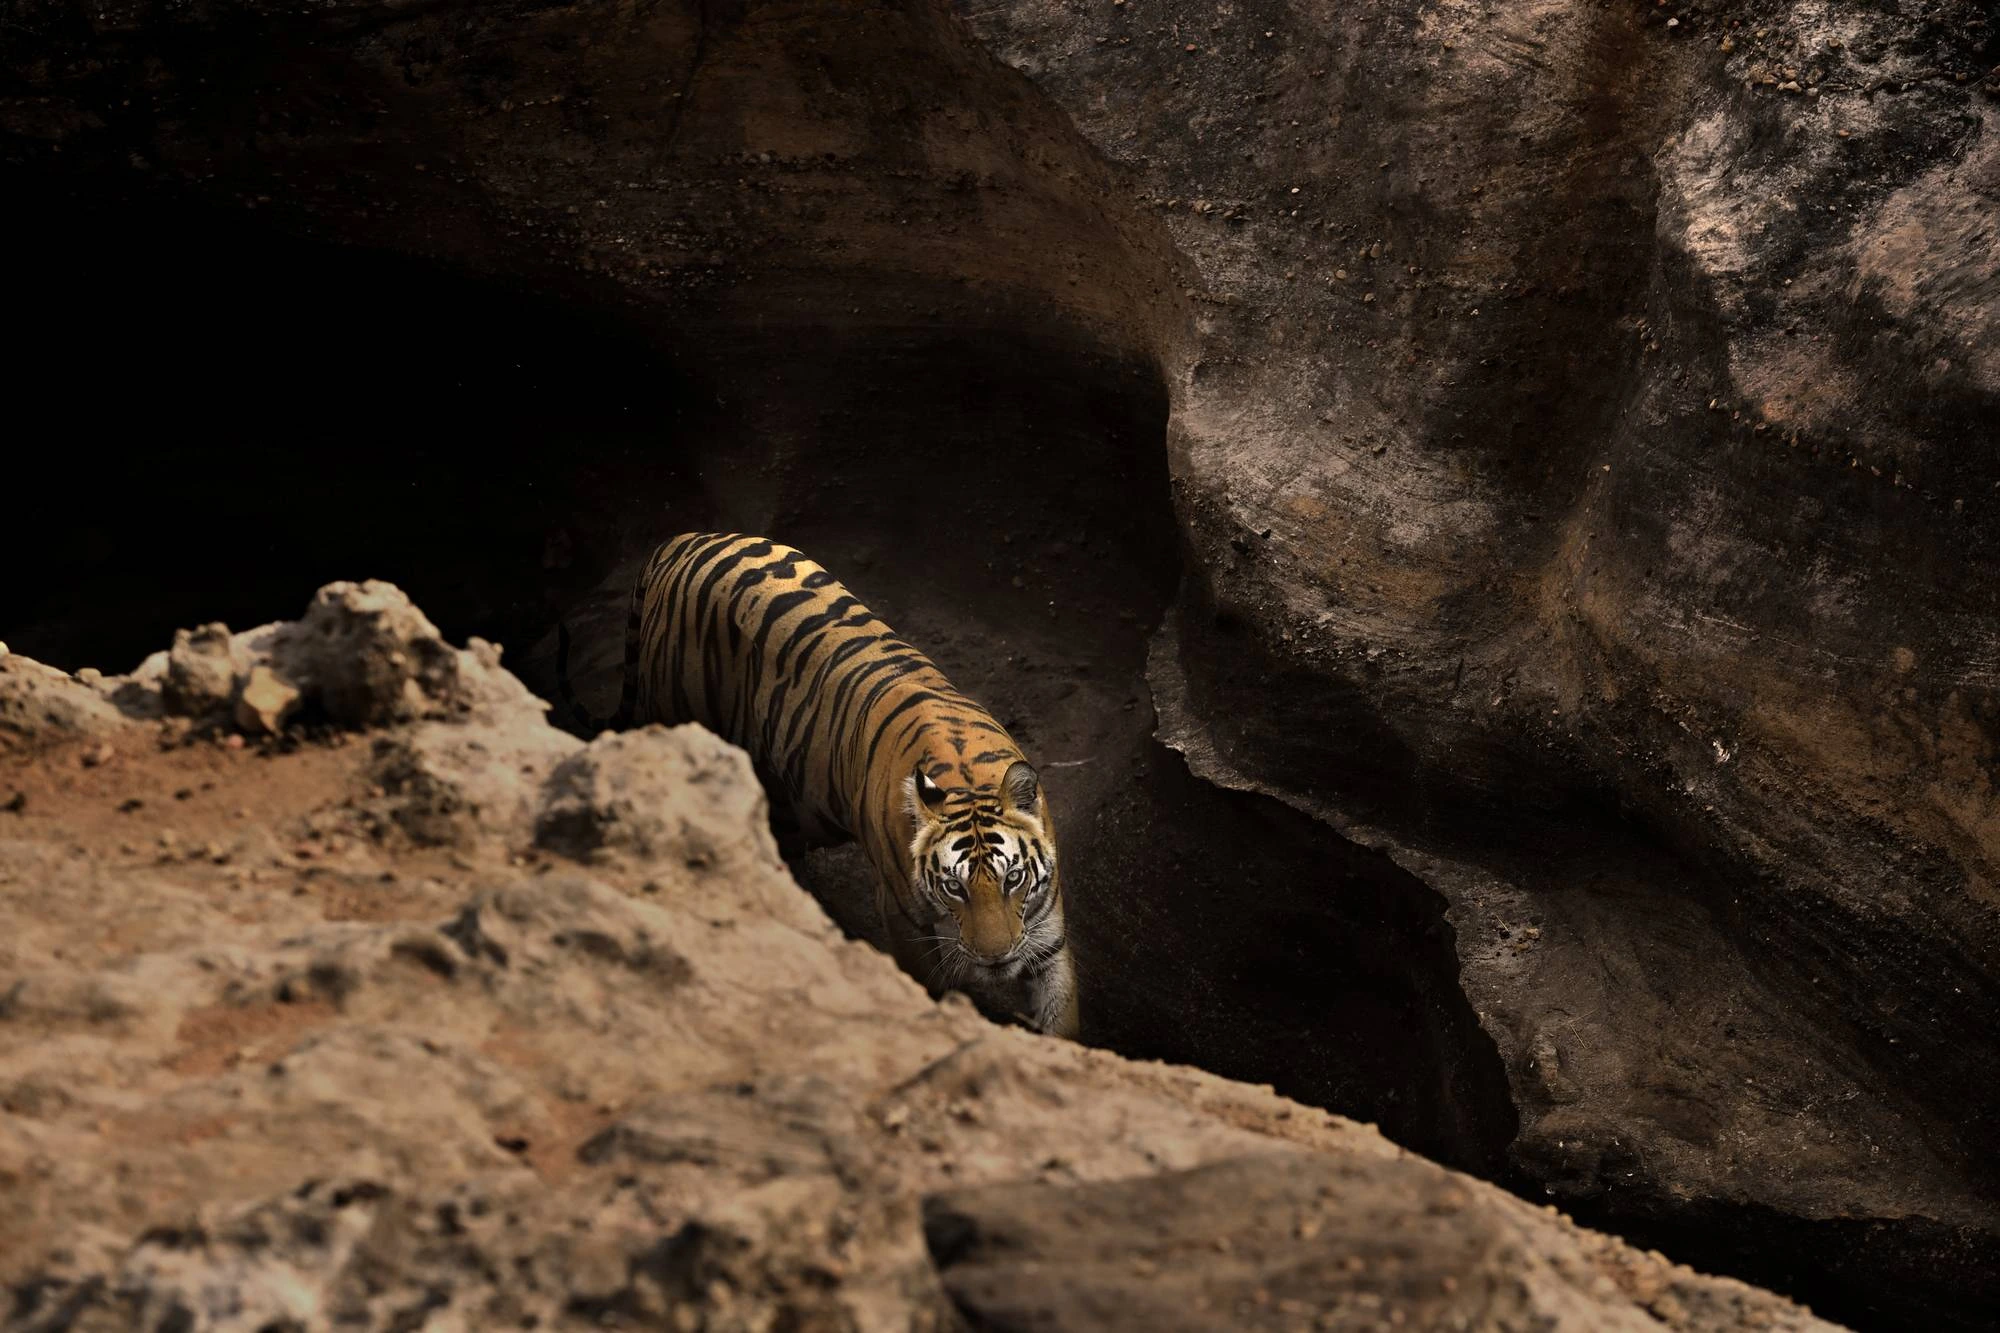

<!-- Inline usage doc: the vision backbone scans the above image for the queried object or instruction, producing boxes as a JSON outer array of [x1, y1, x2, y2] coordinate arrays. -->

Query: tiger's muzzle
[[954, 895, 1021, 964]]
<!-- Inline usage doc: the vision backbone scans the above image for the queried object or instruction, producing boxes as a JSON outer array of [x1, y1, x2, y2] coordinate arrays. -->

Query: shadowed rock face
[[4, 0, 1999, 1325], [956, 0, 2000, 1324]]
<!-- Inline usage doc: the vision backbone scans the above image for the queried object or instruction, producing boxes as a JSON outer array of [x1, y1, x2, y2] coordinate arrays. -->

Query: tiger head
[[906, 760, 1058, 967]]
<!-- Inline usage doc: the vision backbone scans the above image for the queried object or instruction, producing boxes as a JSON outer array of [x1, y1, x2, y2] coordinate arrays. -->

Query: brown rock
[[161, 621, 243, 719], [232, 663, 301, 736], [927, 1154, 1821, 1332], [4, 0, 1995, 1321], [0, 597, 1834, 1333]]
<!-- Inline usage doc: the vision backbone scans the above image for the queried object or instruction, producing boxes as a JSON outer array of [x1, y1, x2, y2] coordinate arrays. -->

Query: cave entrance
[[3, 167, 1515, 1180], [477, 299, 1520, 1182]]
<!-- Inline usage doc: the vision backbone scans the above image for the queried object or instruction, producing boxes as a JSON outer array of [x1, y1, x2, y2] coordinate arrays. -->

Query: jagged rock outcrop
[[0, 590, 1837, 1331]]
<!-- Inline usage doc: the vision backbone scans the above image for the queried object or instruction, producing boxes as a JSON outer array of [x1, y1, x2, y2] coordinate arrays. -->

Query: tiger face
[[905, 760, 1059, 971]]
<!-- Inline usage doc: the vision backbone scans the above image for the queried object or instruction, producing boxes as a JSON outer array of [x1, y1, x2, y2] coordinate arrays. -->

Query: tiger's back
[[601, 532, 1078, 1037]]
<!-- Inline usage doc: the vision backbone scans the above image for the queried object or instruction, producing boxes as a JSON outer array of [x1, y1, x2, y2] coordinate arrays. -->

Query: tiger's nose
[[959, 904, 1017, 962]]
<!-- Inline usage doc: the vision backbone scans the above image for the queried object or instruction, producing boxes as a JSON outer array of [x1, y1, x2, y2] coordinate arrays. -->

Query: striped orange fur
[[560, 533, 1078, 1038]]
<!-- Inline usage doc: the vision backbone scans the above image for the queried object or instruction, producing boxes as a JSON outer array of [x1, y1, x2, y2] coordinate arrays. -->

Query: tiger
[[557, 532, 1079, 1040]]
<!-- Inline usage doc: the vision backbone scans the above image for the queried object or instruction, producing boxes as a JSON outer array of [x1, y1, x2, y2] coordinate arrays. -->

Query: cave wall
[[952, 0, 2000, 1325]]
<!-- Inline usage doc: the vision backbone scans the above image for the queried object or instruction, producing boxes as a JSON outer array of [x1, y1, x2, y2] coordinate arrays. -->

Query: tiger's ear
[[909, 765, 949, 819], [1000, 760, 1040, 815]]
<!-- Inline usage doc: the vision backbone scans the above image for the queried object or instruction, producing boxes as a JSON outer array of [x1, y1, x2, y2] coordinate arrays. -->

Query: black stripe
[[750, 589, 819, 664], [772, 596, 860, 676], [661, 534, 739, 726], [777, 633, 887, 792], [693, 539, 775, 616], [823, 660, 929, 799], [861, 690, 947, 778]]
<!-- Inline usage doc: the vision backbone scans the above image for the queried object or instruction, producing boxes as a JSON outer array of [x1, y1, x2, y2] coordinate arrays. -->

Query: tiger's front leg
[[1027, 948, 1081, 1041]]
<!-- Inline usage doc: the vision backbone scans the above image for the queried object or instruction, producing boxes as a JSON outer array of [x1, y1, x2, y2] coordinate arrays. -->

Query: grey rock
[[960, 0, 2000, 1315]]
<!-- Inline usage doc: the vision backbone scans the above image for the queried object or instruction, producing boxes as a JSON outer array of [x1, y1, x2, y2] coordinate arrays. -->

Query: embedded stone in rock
[[233, 662, 302, 736]]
